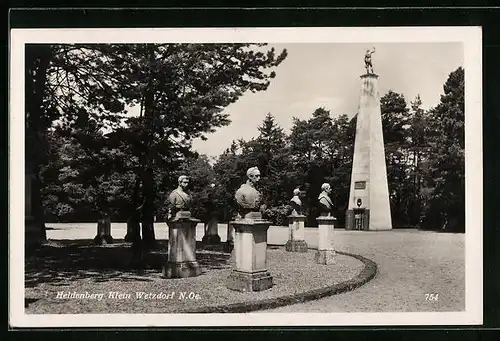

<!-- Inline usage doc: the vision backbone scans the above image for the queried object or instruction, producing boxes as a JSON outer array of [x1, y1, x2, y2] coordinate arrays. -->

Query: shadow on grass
[[25, 239, 231, 287]]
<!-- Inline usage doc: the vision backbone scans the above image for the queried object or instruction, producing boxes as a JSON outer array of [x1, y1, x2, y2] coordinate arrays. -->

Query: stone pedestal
[[202, 217, 221, 245], [315, 216, 336, 265], [224, 221, 235, 253], [162, 212, 201, 278], [226, 216, 273, 292], [94, 217, 113, 245], [285, 215, 308, 252], [124, 217, 141, 242]]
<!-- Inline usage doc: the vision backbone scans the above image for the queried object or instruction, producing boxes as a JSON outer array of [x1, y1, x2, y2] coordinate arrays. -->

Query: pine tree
[[406, 94, 428, 225], [420, 67, 465, 232], [380, 90, 413, 225]]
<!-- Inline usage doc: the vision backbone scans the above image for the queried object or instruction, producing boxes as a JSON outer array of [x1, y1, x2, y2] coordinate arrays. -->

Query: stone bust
[[318, 183, 334, 217], [289, 188, 302, 216], [168, 175, 191, 219], [234, 167, 262, 218]]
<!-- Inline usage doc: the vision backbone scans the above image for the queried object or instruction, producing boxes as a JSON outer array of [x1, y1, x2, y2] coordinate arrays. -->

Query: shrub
[[263, 204, 292, 226]]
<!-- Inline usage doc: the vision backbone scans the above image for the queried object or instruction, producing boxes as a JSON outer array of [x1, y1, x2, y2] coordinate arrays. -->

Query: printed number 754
[[425, 293, 439, 301]]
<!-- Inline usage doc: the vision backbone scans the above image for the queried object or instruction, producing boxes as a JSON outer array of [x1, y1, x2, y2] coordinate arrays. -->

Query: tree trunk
[[140, 70, 157, 248], [141, 167, 156, 247], [32, 172, 47, 241], [125, 175, 142, 242], [25, 45, 53, 246], [25, 170, 46, 246], [128, 175, 144, 267]]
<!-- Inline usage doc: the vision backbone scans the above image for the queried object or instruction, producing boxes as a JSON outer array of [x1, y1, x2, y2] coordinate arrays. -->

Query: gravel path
[[264, 229, 465, 312], [25, 245, 363, 314]]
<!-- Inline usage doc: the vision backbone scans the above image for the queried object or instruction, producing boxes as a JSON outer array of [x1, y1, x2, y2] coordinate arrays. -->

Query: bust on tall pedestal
[[289, 188, 303, 216], [285, 188, 308, 252], [318, 183, 334, 217], [168, 175, 192, 220], [315, 183, 336, 264], [162, 175, 201, 279], [226, 167, 273, 292], [234, 167, 264, 219]]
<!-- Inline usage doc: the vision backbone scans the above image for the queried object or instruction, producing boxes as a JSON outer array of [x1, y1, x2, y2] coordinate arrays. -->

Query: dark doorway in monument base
[[354, 208, 366, 231]]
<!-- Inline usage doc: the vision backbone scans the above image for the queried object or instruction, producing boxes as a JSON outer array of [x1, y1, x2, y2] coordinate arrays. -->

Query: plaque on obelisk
[[346, 48, 392, 231]]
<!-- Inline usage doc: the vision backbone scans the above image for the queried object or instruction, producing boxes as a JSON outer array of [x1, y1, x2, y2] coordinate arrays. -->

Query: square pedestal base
[[285, 239, 308, 252], [223, 241, 234, 253], [202, 234, 221, 245], [315, 250, 336, 265], [226, 270, 273, 292], [162, 261, 201, 278], [94, 235, 113, 245]]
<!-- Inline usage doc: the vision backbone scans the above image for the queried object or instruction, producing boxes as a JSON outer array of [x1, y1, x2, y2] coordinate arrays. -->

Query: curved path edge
[[182, 251, 378, 313]]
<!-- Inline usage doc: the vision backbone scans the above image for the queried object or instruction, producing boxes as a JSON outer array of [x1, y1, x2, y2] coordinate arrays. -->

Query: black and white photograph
[[9, 26, 482, 327]]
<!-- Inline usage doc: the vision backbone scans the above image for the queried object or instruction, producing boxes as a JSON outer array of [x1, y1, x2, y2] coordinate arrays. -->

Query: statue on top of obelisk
[[364, 47, 376, 74]]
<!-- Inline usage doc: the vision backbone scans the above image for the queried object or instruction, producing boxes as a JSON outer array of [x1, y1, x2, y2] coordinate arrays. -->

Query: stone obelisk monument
[[346, 48, 392, 231]]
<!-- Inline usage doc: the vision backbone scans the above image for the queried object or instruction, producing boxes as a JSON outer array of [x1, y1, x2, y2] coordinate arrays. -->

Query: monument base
[[226, 270, 273, 292], [94, 218, 113, 245], [316, 216, 336, 265], [226, 216, 273, 292], [345, 209, 370, 230], [202, 217, 221, 246], [165, 214, 202, 278], [162, 261, 201, 278], [224, 241, 234, 253], [224, 221, 235, 253], [285, 239, 308, 252], [202, 234, 221, 245], [94, 235, 114, 245], [124, 232, 141, 243], [315, 250, 336, 265], [286, 214, 307, 252]]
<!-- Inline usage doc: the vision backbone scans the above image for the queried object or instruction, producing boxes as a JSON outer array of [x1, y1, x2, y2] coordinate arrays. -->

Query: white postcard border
[[9, 26, 483, 327]]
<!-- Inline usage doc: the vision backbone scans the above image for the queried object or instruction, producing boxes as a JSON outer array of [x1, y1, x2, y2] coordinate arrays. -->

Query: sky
[[188, 42, 463, 158]]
